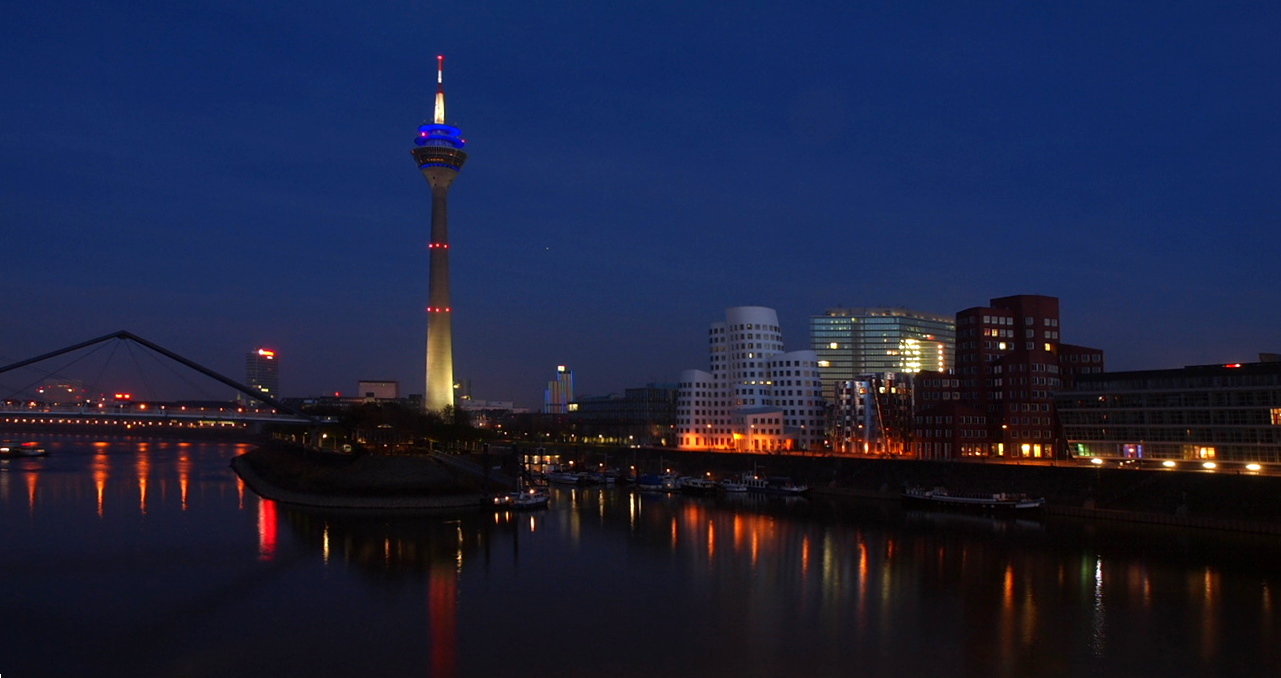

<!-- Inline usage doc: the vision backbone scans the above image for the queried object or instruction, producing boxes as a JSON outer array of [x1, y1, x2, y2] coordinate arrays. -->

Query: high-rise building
[[245, 348, 279, 401], [912, 294, 1104, 460], [810, 307, 955, 399], [544, 366, 574, 415], [676, 306, 825, 452], [412, 55, 468, 413]]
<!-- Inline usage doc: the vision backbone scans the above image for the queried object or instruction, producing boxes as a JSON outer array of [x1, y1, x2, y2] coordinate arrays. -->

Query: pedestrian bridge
[[0, 402, 318, 433], [0, 330, 326, 435]]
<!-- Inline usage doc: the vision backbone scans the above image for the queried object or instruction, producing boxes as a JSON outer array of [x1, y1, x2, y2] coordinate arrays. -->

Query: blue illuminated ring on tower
[[415, 124, 466, 149]]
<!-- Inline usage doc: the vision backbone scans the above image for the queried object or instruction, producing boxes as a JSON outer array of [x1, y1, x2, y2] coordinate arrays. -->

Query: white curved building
[[677, 306, 825, 451]]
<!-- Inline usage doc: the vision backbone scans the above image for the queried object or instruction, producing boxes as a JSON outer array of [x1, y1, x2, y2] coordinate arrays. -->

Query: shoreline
[[230, 445, 490, 511], [807, 485, 1281, 535]]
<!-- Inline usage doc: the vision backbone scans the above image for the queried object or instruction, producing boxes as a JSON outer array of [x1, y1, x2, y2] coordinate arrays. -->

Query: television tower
[[412, 55, 468, 413]]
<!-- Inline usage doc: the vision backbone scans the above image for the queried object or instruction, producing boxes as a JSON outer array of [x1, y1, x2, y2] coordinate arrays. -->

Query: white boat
[[0, 441, 48, 458], [507, 487, 551, 510], [717, 478, 748, 493], [740, 474, 809, 495], [494, 466, 551, 510], [902, 486, 1045, 512], [546, 471, 585, 486], [678, 476, 718, 494]]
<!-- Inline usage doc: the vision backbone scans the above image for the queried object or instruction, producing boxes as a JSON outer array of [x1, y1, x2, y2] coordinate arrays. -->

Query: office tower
[[412, 55, 468, 413], [676, 306, 825, 451], [913, 294, 1104, 459], [245, 348, 279, 400], [810, 307, 954, 399], [1057, 360, 1281, 464], [543, 365, 574, 414]]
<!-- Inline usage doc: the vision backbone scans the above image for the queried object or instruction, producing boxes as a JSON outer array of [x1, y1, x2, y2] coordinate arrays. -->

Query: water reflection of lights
[[257, 497, 278, 561], [177, 449, 191, 510], [93, 447, 109, 517], [136, 448, 150, 514], [26, 472, 38, 515], [708, 520, 716, 561], [1200, 567, 1221, 660], [1091, 556, 1106, 657]]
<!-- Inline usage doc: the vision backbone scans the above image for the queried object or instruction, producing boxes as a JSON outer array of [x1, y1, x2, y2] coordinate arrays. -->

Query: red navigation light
[[1225, 363, 1242, 368]]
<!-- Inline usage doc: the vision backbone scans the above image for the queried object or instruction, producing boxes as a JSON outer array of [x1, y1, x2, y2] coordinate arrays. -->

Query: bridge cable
[[82, 339, 123, 402], [123, 340, 160, 403], [1, 340, 115, 402], [131, 339, 222, 402]]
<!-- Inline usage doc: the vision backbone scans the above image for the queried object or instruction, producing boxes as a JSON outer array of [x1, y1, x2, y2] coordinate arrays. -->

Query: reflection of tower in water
[[274, 508, 514, 677]]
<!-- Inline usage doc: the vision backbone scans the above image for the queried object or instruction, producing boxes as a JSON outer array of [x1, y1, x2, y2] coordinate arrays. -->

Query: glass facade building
[[809, 307, 955, 399], [1056, 361, 1281, 464], [245, 348, 279, 401]]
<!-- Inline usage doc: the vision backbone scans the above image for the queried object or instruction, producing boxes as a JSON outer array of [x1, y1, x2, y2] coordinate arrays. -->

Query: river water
[[2, 436, 1278, 677]]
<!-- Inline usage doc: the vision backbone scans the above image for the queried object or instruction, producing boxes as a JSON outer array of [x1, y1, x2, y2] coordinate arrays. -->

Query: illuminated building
[[568, 383, 678, 446], [831, 373, 916, 455], [358, 380, 399, 400], [912, 294, 1104, 459], [412, 56, 468, 413], [809, 307, 954, 400], [1056, 359, 1281, 464], [36, 379, 86, 404], [543, 365, 574, 415], [677, 306, 825, 451], [245, 348, 279, 400]]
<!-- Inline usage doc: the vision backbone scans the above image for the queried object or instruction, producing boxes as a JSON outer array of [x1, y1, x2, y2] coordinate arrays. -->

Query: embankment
[[231, 444, 496, 511]]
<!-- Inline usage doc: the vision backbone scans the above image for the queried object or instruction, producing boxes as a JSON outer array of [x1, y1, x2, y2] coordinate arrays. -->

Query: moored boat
[[902, 486, 1045, 512], [678, 476, 718, 495], [546, 471, 586, 486], [717, 478, 748, 493], [741, 474, 809, 496], [503, 487, 551, 510], [0, 441, 48, 458]]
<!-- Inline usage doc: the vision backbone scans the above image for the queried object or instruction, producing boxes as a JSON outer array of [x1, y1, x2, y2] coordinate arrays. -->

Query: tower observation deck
[[412, 55, 468, 413]]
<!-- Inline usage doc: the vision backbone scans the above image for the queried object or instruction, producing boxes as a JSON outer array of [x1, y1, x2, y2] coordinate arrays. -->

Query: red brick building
[[911, 294, 1103, 460]]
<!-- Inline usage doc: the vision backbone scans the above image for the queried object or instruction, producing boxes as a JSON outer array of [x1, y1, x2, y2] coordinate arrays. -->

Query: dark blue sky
[[3, 1, 1278, 408]]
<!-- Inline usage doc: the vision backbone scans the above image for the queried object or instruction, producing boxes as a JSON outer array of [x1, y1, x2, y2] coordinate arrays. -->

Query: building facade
[[830, 373, 916, 455], [911, 294, 1104, 460], [245, 348, 279, 401], [568, 384, 677, 446], [357, 380, 399, 400], [676, 306, 825, 451], [810, 307, 954, 400], [543, 365, 574, 415], [1056, 361, 1281, 464]]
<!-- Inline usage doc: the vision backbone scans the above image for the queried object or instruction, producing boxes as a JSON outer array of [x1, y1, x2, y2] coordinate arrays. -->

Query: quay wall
[[531, 446, 1281, 535]]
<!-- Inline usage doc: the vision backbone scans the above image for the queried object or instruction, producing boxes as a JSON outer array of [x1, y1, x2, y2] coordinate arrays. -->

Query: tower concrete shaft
[[412, 56, 467, 413]]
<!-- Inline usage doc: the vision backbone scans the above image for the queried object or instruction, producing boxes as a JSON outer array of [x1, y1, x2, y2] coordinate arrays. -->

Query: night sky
[[3, 1, 1278, 409]]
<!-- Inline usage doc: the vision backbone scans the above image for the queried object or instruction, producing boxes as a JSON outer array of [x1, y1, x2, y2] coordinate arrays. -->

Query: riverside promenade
[[541, 445, 1281, 535]]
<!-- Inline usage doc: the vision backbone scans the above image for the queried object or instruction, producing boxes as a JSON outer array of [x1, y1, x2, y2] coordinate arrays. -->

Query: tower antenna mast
[[434, 55, 446, 125]]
